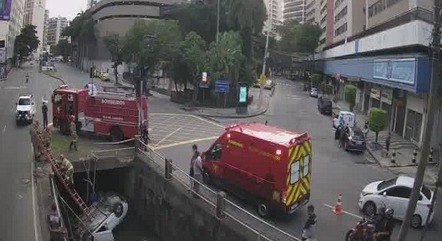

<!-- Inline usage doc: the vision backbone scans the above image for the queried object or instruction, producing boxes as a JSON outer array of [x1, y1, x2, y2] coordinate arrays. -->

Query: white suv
[[16, 95, 36, 124]]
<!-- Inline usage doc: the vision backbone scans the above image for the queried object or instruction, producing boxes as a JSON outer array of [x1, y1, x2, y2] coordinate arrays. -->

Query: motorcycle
[[345, 217, 375, 241]]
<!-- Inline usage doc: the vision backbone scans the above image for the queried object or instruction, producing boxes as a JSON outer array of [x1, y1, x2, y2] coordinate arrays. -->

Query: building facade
[[23, 0, 46, 57], [0, 0, 26, 60], [264, 0, 283, 36], [315, 0, 441, 150], [283, 0, 306, 23], [42, 9, 49, 52], [46, 16, 68, 45]]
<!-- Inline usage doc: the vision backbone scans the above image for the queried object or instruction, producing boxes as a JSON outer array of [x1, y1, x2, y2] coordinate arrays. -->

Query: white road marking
[[323, 203, 363, 219], [154, 127, 182, 148], [150, 113, 225, 128], [153, 136, 219, 150], [30, 145, 40, 241], [2, 125, 6, 134]]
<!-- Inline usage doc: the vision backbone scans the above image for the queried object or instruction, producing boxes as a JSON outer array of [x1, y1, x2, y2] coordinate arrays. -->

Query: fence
[[134, 138, 301, 241]]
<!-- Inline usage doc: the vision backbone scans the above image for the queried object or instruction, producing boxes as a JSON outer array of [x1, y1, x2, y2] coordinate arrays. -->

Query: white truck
[[333, 111, 355, 129], [16, 94, 36, 124]]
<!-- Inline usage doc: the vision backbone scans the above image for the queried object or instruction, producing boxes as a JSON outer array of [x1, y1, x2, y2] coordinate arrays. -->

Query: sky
[[46, 0, 87, 20]]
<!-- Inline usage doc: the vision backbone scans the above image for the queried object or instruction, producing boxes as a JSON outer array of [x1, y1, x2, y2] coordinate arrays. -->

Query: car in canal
[[75, 193, 128, 241], [16, 94, 36, 125], [358, 176, 434, 228]]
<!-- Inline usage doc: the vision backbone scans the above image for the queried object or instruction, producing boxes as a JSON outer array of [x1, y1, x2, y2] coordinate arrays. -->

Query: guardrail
[[90, 147, 135, 160], [135, 138, 301, 241]]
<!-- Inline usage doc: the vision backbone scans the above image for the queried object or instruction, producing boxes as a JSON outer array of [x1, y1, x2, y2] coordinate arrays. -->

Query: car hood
[[362, 181, 382, 194], [17, 105, 32, 112]]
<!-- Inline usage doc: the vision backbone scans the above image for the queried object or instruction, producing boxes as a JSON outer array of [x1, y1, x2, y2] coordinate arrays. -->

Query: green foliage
[[344, 84, 357, 111], [104, 35, 126, 83], [369, 108, 388, 142], [51, 39, 71, 61], [277, 21, 322, 53], [13, 25, 40, 65], [311, 74, 322, 87], [62, 12, 96, 42]]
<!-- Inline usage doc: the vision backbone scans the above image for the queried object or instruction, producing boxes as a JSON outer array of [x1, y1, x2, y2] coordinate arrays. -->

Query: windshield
[[377, 177, 397, 191], [18, 98, 31, 105], [421, 185, 432, 200], [351, 128, 364, 141]]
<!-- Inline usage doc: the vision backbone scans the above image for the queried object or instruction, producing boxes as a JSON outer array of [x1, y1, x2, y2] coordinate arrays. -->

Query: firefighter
[[69, 117, 78, 151], [57, 154, 74, 185], [141, 120, 150, 148], [42, 101, 48, 128], [30, 120, 42, 161], [302, 204, 317, 241]]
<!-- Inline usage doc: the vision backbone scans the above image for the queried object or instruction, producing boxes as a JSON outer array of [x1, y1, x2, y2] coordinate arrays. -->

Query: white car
[[76, 193, 128, 241], [358, 176, 434, 228], [16, 94, 36, 124], [310, 88, 318, 97]]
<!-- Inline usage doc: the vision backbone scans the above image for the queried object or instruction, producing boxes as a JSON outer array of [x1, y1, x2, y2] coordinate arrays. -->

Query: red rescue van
[[202, 123, 312, 218]]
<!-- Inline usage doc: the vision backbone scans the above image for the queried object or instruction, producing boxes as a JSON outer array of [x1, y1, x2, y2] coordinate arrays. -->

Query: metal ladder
[[34, 130, 90, 215]]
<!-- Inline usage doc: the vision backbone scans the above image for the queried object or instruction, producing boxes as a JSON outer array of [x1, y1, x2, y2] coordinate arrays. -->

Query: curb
[[194, 105, 269, 119]]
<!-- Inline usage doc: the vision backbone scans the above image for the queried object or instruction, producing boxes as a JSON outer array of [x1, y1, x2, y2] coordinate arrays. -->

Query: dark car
[[343, 126, 366, 152], [317, 96, 332, 115]]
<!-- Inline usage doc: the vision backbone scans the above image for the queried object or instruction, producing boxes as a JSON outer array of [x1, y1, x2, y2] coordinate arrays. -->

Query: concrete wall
[[126, 156, 262, 241]]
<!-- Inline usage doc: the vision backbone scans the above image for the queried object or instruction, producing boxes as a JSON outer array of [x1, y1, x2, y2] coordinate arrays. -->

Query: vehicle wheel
[[345, 230, 354, 241], [113, 202, 124, 218], [411, 214, 422, 228], [110, 127, 124, 142], [257, 201, 270, 218], [363, 201, 377, 216]]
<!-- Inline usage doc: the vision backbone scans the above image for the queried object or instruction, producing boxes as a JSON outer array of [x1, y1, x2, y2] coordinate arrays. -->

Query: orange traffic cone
[[333, 194, 344, 215]]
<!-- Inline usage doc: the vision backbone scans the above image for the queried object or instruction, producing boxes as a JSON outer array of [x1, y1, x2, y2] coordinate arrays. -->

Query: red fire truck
[[202, 123, 312, 218], [51, 85, 148, 141]]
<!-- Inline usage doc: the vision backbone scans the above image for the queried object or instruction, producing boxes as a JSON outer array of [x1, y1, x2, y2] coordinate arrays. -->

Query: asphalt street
[[156, 77, 441, 241]]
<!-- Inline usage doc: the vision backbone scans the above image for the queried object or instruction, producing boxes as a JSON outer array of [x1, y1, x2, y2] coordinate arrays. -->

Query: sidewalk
[[334, 100, 439, 187]]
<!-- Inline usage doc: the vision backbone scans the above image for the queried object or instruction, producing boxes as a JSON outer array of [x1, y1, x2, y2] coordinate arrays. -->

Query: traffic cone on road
[[333, 194, 344, 215]]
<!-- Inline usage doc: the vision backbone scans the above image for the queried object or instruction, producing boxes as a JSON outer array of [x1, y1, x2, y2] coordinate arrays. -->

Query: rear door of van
[[284, 139, 312, 211]]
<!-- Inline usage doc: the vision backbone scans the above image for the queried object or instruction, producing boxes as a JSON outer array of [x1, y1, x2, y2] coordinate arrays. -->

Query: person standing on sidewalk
[[25, 73, 29, 83], [385, 132, 391, 154], [42, 101, 48, 128], [302, 204, 317, 241], [190, 144, 203, 195], [364, 121, 369, 139]]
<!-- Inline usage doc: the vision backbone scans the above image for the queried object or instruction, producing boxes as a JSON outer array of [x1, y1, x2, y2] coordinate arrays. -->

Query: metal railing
[[135, 138, 301, 241], [91, 147, 135, 160]]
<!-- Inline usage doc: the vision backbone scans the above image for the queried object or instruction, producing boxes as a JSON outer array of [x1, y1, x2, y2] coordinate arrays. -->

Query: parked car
[[358, 176, 434, 228], [16, 94, 36, 124], [342, 126, 366, 152], [98, 72, 110, 81], [75, 193, 128, 241], [317, 96, 332, 115], [264, 79, 274, 90], [310, 88, 318, 97]]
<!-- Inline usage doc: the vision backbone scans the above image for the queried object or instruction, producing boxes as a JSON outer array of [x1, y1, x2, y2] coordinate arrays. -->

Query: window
[[53, 94, 62, 104], [335, 6, 347, 22], [335, 23, 347, 36], [290, 161, 300, 184], [368, 0, 386, 18], [385, 186, 412, 199], [303, 155, 311, 177], [377, 177, 397, 190], [386, 0, 403, 8], [421, 185, 432, 200]]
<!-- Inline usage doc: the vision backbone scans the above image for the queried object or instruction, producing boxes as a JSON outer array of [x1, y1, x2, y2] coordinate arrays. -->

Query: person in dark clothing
[[335, 124, 342, 140], [25, 73, 29, 83], [302, 205, 317, 241], [364, 121, 369, 138], [385, 133, 391, 153], [42, 101, 48, 128], [340, 126, 349, 148], [375, 208, 395, 241], [373, 207, 386, 233], [140, 120, 150, 150]]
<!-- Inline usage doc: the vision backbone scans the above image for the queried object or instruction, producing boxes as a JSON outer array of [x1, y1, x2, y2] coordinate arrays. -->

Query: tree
[[104, 35, 124, 84], [311, 73, 322, 88], [344, 84, 357, 112], [51, 39, 71, 61], [369, 108, 388, 142], [13, 25, 39, 66], [277, 21, 322, 53]]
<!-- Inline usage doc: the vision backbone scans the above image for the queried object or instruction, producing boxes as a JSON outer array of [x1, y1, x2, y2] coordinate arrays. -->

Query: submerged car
[[75, 193, 128, 241], [16, 94, 36, 124], [358, 176, 434, 228]]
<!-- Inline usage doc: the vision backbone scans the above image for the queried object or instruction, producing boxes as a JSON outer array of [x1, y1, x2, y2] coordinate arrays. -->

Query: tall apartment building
[[264, 0, 283, 36], [283, 0, 306, 23], [42, 9, 49, 51], [23, 0, 46, 56], [0, 0, 26, 60], [304, 0, 319, 24], [46, 16, 68, 45]]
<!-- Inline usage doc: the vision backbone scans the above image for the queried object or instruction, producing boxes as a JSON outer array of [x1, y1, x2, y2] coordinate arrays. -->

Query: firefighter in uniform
[[57, 154, 74, 185], [30, 120, 42, 161], [69, 117, 78, 151]]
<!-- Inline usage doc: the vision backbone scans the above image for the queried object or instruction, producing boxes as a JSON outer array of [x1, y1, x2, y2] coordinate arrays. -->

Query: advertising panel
[[373, 58, 416, 85]]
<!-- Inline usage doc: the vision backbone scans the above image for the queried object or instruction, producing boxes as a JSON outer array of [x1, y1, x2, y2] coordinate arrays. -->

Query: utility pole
[[216, 0, 220, 43], [397, 0, 441, 240]]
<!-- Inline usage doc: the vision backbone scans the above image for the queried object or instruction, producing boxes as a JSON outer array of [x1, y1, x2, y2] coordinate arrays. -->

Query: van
[[202, 123, 312, 218]]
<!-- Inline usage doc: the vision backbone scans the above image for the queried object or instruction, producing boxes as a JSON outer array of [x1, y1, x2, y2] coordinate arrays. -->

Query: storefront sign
[[373, 58, 416, 85], [215, 80, 230, 93]]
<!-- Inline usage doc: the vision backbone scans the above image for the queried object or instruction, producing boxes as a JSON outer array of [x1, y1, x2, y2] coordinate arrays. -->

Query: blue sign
[[215, 80, 230, 93], [373, 58, 416, 85]]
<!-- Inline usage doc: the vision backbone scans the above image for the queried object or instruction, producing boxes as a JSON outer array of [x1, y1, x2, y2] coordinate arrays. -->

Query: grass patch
[[51, 131, 101, 160]]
